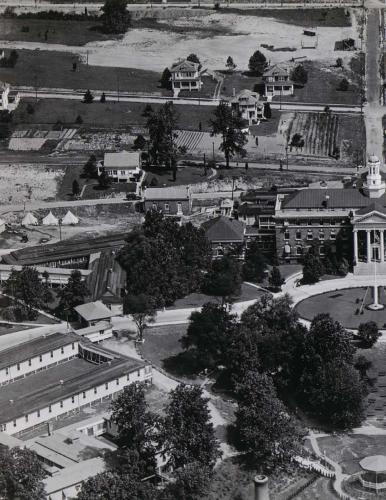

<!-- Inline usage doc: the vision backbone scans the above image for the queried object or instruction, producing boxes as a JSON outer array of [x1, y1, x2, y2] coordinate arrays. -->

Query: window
[[49, 405, 52, 413], [50, 351, 53, 358], [319, 246, 325, 255], [296, 246, 303, 256], [330, 219, 335, 226], [164, 203, 170, 212], [83, 391, 86, 399], [39, 355, 42, 362], [60, 401, 63, 408], [13, 420, 16, 427], [116, 379, 119, 386], [127, 374, 130, 381], [5, 368, 8, 376], [120, 170, 126, 176], [295, 230, 301, 240], [28, 359, 32, 367], [71, 396, 75, 404], [137, 370, 141, 377], [284, 231, 290, 241], [319, 230, 325, 241], [177, 202, 183, 214], [94, 387, 97, 394], [37, 410, 40, 418], [105, 382, 109, 390], [25, 415, 28, 422], [307, 220, 312, 226], [100, 330, 104, 335], [72, 343, 75, 350], [61, 347, 64, 354], [330, 231, 336, 240], [307, 230, 313, 241], [17, 363, 20, 371]]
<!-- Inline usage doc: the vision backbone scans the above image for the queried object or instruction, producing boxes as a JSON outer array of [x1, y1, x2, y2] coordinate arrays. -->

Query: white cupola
[[363, 155, 386, 198]]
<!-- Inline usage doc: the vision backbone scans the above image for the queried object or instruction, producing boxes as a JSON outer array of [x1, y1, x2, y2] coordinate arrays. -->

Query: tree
[[161, 384, 221, 469], [72, 178, 80, 196], [336, 57, 343, 68], [226, 56, 236, 72], [160, 67, 172, 90], [83, 154, 98, 178], [0, 446, 45, 500], [75, 114, 83, 125], [234, 371, 302, 469], [269, 266, 284, 291], [147, 102, 183, 168], [142, 103, 154, 118], [181, 302, 238, 371], [77, 472, 156, 500], [3, 266, 52, 320], [203, 255, 242, 305], [338, 77, 349, 91], [101, 0, 131, 34], [187, 53, 201, 69], [358, 321, 379, 348], [248, 50, 267, 75], [290, 65, 308, 86], [302, 247, 325, 284], [26, 103, 34, 115], [210, 100, 247, 168], [263, 102, 272, 119], [83, 89, 94, 103], [100, 92, 106, 103], [242, 240, 267, 283], [123, 293, 156, 341], [110, 382, 157, 472], [57, 270, 90, 320], [160, 463, 212, 500], [98, 168, 112, 189], [133, 134, 146, 151]]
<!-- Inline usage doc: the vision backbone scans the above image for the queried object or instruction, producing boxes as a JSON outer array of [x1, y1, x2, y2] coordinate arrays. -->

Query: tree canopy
[[101, 0, 131, 34], [57, 270, 89, 320], [248, 50, 267, 75], [203, 255, 242, 305], [290, 65, 308, 85], [123, 293, 156, 341], [242, 240, 267, 283], [78, 471, 156, 500]]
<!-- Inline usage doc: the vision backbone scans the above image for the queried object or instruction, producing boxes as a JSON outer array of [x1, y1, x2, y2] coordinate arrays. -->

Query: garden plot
[[286, 112, 340, 157], [59, 131, 134, 151], [0, 165, 64, 205], [9, 129, 76, 151], [175, 131, 204, 151]]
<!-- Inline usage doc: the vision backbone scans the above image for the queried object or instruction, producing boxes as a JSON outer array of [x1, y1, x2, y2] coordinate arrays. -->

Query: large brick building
[[275, 156, 386, 275]]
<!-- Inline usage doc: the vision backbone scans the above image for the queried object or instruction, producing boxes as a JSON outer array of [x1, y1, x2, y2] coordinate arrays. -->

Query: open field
[[0, 9, 359, 72], [13, 99, 216, 131], [0, 164, 64, 205]]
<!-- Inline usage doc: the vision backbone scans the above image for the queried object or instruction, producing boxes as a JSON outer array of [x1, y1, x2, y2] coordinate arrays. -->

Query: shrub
[[338, 78, 349, 91]]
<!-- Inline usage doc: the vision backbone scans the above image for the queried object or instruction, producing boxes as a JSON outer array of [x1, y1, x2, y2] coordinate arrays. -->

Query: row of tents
[[22, 210, 79, 227]]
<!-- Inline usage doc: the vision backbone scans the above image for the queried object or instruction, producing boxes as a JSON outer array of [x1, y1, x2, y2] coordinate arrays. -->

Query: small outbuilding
[[74, 300, 115, 327], [62, 210, 79, 226], [42, 211, 59, 226], [359, 455, 386, 492], [22, 212, 38, 226]]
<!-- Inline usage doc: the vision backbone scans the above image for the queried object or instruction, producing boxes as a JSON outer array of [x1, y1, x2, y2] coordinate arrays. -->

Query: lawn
[[272, 61, 361, 106], [13, 98, 216, 131], [0, 295, 58, 325], [295, 287, 386, 329], [167, 283, 266, 310], [220, 71, 260, 98], [0, 18, 115, 46], [143, 165, 212, 188], [1, 49, 166, 94]]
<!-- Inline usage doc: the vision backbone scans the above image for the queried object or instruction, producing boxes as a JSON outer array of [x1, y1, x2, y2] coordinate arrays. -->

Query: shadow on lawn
[[162, 351, 199, 379]]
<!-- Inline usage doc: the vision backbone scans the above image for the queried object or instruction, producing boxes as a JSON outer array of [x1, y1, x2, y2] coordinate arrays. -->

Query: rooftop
[[43, 457, 105, 494], [170, 60, 199, 73], [280, 188, 375, 210], [74, 301, 114, 322], [0, 332, 79, 371], [75, 321, 111, 337], [0, 356, 144, 423], [144, 186, 190, 201], [263, 64, 291, 77], [103, 151, 140, 169], [201, 216, 245, 242]]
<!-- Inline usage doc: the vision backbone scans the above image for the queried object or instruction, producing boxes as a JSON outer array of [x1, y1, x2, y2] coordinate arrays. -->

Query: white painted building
[[74, 321, 113, 343], [97, 151, 142, 184], [231, 89, 264, 125], [0, 264, 92, 287], [74, 301, 115, 327], [170, 60, 202, 95]]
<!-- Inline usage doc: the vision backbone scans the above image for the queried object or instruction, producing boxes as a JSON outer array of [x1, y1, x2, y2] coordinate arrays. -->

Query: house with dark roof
[[231, 89, 264, 125], [274, 155, 386, 275], [201, 216, 246, 258], [262, 64, 294, 98], [170, 59, 202, 95]]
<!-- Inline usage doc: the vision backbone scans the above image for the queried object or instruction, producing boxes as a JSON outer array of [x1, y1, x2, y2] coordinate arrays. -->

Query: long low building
[[0, 331, 152, 435], [0, 264, 92, 286]]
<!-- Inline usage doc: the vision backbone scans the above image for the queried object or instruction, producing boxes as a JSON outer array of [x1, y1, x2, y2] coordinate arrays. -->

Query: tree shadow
[[162, 351, 200, 379]]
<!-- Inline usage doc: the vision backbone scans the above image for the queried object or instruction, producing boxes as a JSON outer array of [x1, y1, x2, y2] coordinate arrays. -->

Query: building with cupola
[[275, 155, 386, 274]]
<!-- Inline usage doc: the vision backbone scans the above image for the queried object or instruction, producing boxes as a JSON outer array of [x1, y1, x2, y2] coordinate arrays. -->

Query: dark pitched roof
[[356, 203, 386, 215], [281, 188, 378, 209], [201, 216, 245, 242]]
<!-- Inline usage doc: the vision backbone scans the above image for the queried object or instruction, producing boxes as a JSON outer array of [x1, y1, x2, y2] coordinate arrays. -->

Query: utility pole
[[212, 141, 215, 163], [117, 74, 120, 103]]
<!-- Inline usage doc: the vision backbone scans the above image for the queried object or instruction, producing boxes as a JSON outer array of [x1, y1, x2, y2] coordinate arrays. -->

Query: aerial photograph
[[0, 0, 385, 498]]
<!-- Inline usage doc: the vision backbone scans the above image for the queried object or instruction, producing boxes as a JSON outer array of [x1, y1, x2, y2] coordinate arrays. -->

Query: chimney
[[47, 422, 53, 436], [254, 475, 269, 500]]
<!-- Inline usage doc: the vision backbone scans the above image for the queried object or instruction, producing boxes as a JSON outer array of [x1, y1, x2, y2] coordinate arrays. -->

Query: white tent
[[61, 210, 79, 226], [22, 212, 38, 226], [42, 211, 59, 226]]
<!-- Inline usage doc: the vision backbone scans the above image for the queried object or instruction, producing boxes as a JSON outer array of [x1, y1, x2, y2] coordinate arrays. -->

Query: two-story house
[[97, 151, 142, 185], [170, 60, 202, 96], [143, 186, 192, 217], [231, 89, 264, 125], [262, 64, 294, 98], [0, 81, 20, 111]]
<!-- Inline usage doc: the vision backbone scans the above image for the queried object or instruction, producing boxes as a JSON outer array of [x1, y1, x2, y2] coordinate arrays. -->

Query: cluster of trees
[[118, 210, 212, 312], [101, 0, 131, 34], [0, 49, 18, 68], [302, 239, 350, 284], [181, 293, 369, 463], [2, 267, 89, 322], [78, 382, 220, 499]]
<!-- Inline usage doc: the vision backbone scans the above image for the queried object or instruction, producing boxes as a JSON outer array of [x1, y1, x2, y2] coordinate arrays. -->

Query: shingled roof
[[281, 188, 377, 210], [202, 216, 245, 242]]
